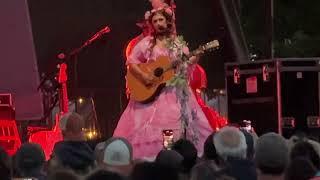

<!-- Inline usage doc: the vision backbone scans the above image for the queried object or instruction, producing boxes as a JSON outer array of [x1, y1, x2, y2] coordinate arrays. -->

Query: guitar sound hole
[[154, 68, 164, 77]]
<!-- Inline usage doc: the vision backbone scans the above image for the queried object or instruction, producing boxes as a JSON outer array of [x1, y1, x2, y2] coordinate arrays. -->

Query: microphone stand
[[36, 26, 110, 126], [57, 26, 111, 98], [38, 26, 110, 92]]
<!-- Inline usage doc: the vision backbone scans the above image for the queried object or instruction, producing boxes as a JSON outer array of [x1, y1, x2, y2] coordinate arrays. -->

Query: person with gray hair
[[214, 126, 257, 180], [213, 126, 247, 160], [99, 137, 134, 177]]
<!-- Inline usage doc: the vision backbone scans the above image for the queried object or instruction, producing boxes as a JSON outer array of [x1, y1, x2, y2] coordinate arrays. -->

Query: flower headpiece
[[142, 0, 177, 35], [144, 6, 174, 21]]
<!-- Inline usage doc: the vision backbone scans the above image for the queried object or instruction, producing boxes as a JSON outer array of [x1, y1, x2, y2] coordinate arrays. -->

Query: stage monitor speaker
[[225, 58, 320, 137]]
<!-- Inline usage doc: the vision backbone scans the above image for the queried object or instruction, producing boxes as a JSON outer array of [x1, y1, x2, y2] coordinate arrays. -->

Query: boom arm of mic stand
[[64, 26, 111, 59]]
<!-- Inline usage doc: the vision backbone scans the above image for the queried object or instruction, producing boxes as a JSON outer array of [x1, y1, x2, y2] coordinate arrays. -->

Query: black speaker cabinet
[[225, 58, 320, 137]]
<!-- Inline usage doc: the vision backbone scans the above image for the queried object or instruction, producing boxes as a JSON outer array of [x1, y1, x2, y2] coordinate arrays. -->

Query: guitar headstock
[[202, 40, 219, 51], [192, 40, 220, 56], [58, 63, 67, 83]]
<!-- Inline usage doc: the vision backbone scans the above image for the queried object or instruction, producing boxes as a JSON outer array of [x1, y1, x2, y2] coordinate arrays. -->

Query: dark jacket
[[52, 141, 95, 171], [225, 158, 257, 180]]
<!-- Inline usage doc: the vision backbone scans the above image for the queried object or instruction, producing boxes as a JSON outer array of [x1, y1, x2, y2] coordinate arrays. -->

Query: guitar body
[[127, 56, 175, 103], [126, 39, 219, 103]]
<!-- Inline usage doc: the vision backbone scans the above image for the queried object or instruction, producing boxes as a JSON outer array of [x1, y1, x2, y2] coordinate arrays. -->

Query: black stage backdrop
[[28, 0, 242, 138]]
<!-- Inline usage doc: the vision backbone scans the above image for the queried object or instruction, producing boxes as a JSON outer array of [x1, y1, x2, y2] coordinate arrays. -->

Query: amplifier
[[225, 58, 320, 136]]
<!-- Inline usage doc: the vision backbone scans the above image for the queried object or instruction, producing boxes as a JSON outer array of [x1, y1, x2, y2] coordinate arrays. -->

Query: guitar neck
[[165, 50, 204, 70], [166, 40, 219, 69], [59, 83, 69, 114], [57, 63, 69, 114], [188, 40, 219, 58], [188, 48, 206, 58]]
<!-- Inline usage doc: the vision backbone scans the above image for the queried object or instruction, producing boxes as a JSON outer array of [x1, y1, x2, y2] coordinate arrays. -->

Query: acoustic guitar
[[126, 40, 220, 103]]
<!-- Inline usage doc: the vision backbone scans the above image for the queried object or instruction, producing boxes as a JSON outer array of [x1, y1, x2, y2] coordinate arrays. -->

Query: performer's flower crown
[[144, 6, 174, 21]]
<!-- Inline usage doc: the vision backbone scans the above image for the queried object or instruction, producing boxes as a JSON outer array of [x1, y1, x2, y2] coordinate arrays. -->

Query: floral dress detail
[[113, 36, 213, 159]]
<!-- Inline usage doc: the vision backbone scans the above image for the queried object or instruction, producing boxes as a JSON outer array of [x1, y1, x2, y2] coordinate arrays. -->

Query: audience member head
[[85, 169, 124, 180], [0, 147, 11, 180], [60, 112, 85, 141], [292, 131, 308, 141], [307, 139, 320, 161], [94, 141, 106, 165], [290, 141, 320, 170], [190, 161, 233, 180], [102, 137, 133, 166], [99, 137, 133, 176], [131, 161, 179, 180], [14, 143, 45, 179], [255, 132, 289, 176], [172, 139, 198, 173], [47, 170, 80, 180], [287, 131, 308, 150], [213, 126, 247, 161], [49, 141, 95, 175], [203, 132, 219, 161], [155, 149, 183, 170], [285, 157, 316, 180]]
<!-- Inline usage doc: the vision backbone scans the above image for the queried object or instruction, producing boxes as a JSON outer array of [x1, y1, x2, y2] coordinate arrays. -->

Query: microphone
[[87, 25, 111, 44], [99, 25, 111, 34]]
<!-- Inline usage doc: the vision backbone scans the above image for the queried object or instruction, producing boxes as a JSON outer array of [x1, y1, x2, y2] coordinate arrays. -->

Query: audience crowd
[[2, 112, 320, 180]]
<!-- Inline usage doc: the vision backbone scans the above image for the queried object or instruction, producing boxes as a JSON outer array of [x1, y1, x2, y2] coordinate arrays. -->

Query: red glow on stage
[[125, 35, 143, 60], [28, 114, 63, 160], [190, 65, 228, 130], [190, 64, 207, 90], [29, 58, 68, 160], [0, 120, 21, 155]]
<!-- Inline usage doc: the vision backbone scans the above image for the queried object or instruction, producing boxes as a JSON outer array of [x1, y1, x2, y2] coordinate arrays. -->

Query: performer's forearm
[[129, 63, 155, 85], [129, 63, 147, 79], [189, 55, 200, 64]]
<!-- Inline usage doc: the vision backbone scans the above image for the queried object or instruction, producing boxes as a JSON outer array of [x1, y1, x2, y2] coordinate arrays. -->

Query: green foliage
[[241, 0, 320, 57]]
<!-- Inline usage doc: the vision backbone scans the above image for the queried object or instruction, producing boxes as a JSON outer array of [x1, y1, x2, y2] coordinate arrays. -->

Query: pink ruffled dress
[[113, 36, 213, 159]]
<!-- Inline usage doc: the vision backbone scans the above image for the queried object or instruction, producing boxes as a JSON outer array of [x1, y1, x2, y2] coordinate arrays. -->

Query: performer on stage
[[113, 7, 212, 159], [125, 0, 226, 132]]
